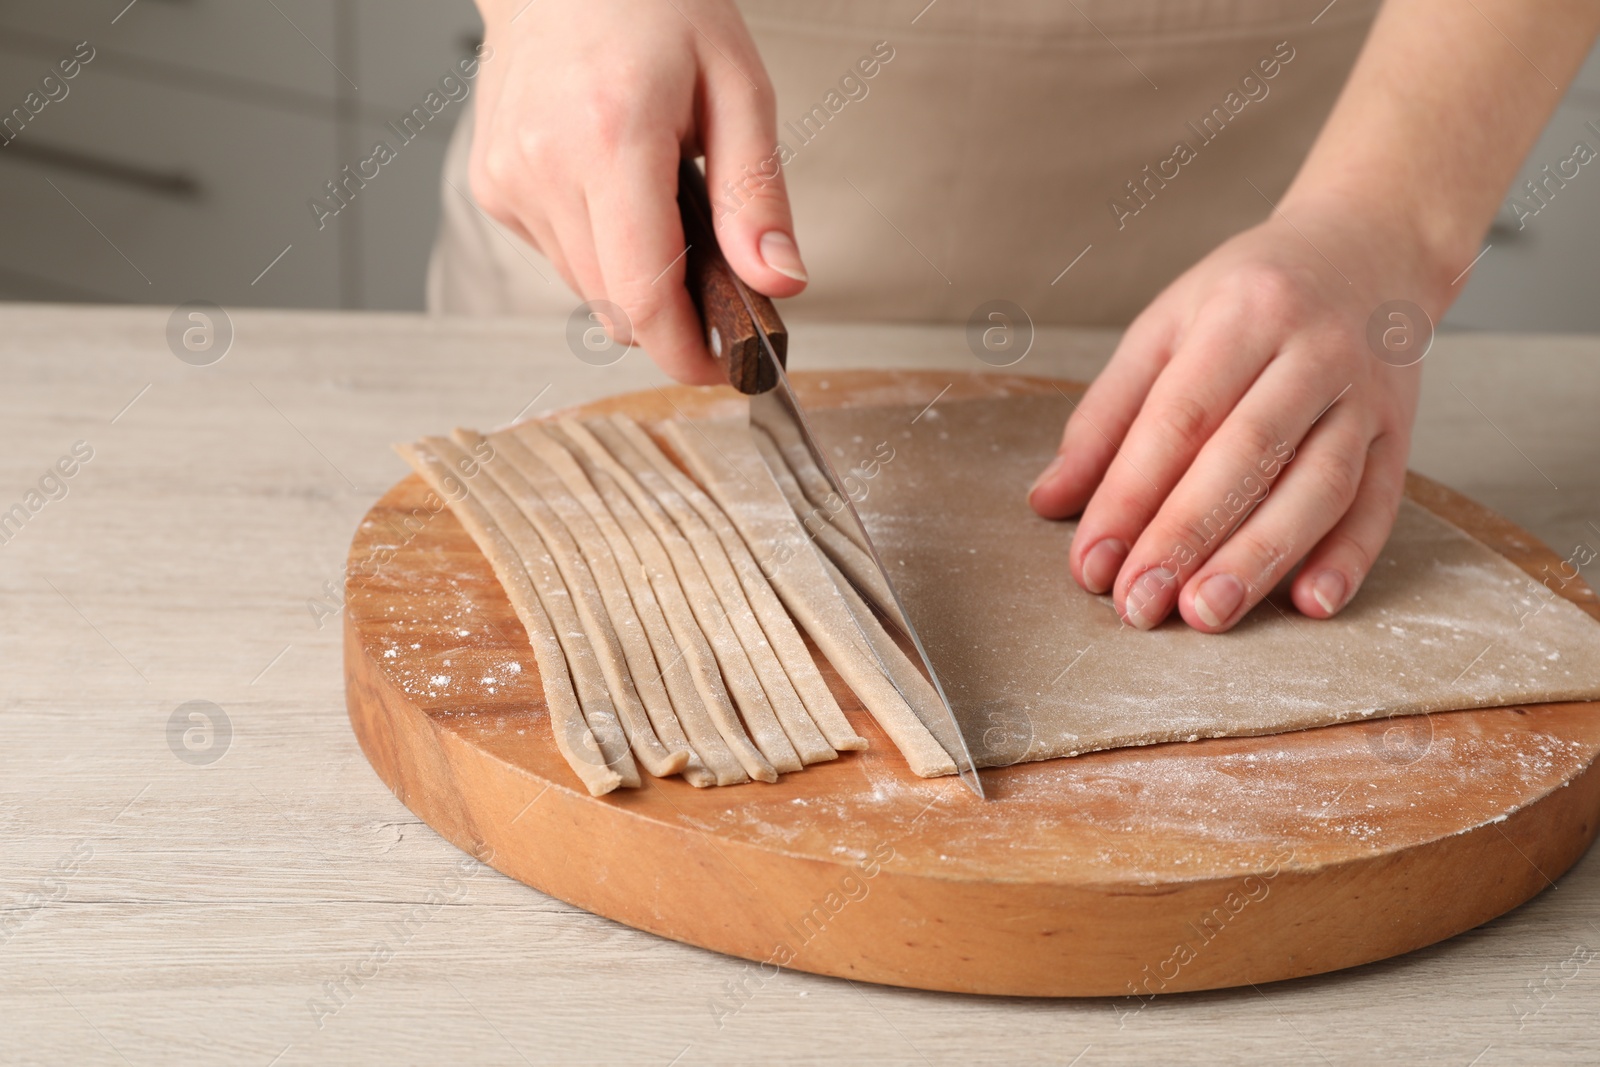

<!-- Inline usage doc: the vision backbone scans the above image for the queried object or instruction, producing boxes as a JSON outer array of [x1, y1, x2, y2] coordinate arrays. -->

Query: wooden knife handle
[[676, 157, 787, 395]]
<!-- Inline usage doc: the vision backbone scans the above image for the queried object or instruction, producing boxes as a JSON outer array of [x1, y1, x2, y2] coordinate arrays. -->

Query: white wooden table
[[3, 303, 1598, 1065]]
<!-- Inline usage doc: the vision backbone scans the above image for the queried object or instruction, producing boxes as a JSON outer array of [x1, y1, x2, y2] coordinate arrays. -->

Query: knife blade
[[675, 158, 984, 798]]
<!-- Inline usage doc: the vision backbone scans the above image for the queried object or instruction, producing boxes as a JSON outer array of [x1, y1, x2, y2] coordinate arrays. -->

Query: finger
[[511, 206, 582, 299], [1290, 429, 1408, 620], [698, 63, 807, 297], [1067, 299, 1283, 597], [1028, 307, 1175, 524], [545, 189, 607, 304], [537, 232, 583, 301], [589, 139, 724, 385], [468, 139, 583, 297], [1113, 351, 1352, 628], [1170, 404, 1370, 632]]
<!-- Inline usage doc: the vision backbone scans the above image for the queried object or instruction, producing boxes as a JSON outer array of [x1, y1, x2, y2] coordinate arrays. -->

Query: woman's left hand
[[1027, 199, 1445, 632]]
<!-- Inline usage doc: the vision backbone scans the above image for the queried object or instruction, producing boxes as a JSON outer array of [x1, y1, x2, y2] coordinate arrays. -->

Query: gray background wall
[[1445, 45, 1600, 332], [0, 1, 1594, 330], [0, 0, 484, 311]]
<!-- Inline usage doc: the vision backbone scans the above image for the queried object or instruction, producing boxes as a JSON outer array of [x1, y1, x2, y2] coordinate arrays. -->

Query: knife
[[674, 157, 985, 799]]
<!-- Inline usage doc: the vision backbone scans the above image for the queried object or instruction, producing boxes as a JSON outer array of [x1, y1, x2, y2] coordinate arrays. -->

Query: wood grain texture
[[345, 369, 1600, 997], [11, 305, 1600, 1065]]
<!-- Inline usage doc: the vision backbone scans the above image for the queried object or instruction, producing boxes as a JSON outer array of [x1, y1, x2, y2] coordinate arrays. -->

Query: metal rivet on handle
[[710, 326, 722, 358]]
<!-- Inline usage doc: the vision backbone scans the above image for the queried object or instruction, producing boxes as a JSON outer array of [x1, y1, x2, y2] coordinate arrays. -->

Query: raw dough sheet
[[795, 394, 1600, 765], [398, 414, 935, 794]]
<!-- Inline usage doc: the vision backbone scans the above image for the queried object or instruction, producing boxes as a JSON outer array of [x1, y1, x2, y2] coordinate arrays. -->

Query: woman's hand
[[1027, 0, 1600, 634], [469, 0, 806, 383], [1028, 200, 1443, 632]]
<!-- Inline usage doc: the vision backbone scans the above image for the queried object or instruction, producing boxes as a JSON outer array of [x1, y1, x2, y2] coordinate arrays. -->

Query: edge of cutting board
[[344, 370, 1600, 998]]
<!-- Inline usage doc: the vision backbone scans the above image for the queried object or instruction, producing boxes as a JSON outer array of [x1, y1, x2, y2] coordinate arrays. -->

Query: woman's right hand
[[470, 0, 808, 383]]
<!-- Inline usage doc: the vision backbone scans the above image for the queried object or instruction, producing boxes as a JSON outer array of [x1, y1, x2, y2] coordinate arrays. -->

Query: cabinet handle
[[0, 139, 201, 199]]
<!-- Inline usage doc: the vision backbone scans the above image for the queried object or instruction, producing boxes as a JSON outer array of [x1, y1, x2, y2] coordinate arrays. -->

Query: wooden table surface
[[4, 303, 1599, 1066]]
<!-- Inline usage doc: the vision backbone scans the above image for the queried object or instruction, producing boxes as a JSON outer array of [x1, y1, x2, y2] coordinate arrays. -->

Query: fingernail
[[1193, 573, 1244, 629], [759, 231, 807, 282], [1311, 570, 1347, 615], [1124, 567, 1176, 630], [1081, 538, 1128, 595], [1028, 453, 1066, 501]]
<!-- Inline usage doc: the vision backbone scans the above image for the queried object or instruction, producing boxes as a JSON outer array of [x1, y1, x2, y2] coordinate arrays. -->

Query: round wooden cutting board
[[344, 371, 1600, 998]]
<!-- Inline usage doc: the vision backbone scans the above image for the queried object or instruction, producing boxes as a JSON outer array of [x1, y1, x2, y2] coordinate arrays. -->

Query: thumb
[[698, 68, 807, 297]]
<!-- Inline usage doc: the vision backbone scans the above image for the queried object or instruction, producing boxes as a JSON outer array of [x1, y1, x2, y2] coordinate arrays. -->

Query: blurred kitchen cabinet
[[0, 0, 481, 309]]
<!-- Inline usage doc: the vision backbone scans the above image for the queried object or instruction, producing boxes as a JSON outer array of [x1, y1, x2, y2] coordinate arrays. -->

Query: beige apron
[[428, 0, 1379, 326]]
